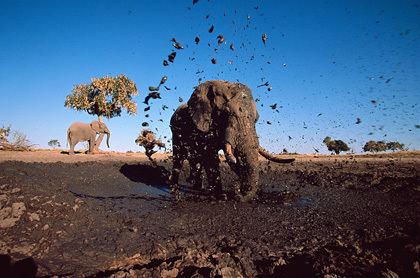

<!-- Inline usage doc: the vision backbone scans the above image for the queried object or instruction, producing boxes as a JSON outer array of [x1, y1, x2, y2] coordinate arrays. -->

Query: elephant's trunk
[[258, 147, 295, 163], [106, 133, 110, 148]]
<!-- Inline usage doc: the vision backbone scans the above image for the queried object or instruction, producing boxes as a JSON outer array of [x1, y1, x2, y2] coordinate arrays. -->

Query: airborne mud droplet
[[171, 38, 184, 50], [217, 35, 225, 45], [257, 81, 269, 87], [208, 25, 214, 33], [195, 36, 200, 44], [143, 92, 161, 105], [160, 76, 168, 85], [173, 42, 184, 50], [148, 86, 159, 92], [262, 33, 268, 45], [211, 58, 217, 64], [168, 52, 177, 63]]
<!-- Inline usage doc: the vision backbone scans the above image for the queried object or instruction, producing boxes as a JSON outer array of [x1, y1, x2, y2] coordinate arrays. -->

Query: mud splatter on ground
[[0, 153, 419, 277]]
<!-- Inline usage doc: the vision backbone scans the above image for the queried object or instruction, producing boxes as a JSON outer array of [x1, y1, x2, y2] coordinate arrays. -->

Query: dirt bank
[[0, 151, 419, 277]]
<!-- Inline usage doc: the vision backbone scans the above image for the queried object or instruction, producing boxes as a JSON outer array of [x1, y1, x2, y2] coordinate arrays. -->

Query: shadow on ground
[[0, 254, 37, 278], [119, 163, 170, 186], [60, 150, 84, 155]]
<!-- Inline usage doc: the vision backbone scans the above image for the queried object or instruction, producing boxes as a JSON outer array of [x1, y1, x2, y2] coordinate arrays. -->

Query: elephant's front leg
[[187, 159, 203, 190], [203, 152, 223, 197], [169, 157, 183, 200], [69, 141, 76, 155]]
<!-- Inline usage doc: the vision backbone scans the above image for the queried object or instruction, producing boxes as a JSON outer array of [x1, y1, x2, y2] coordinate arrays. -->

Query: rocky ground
[[0, 151, 419, 277]]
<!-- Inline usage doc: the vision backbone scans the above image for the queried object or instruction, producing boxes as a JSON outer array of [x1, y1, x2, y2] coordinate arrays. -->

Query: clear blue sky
[[1, 0, 419, 153]]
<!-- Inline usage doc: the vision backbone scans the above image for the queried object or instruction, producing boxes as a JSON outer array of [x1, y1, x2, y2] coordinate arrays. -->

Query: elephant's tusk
[[225, 143, 237, 164]]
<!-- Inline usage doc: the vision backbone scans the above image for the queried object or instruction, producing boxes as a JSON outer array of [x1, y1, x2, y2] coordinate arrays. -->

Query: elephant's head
[[90, 121, 110, 147], [188, 80, 259, 155]]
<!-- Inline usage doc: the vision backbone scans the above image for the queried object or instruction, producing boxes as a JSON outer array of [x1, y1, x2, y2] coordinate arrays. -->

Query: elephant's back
[[68, 122, 89, 132]]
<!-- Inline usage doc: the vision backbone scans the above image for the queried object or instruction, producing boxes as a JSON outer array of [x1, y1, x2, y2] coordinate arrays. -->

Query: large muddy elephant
[[170, 80, 294, 201], [67, 121, 110, 154]]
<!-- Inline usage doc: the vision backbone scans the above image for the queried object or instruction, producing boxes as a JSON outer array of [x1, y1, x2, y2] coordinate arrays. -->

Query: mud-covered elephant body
[[67, 121, 110, 154], [170, 103, 223, 192], [170, 80, 294, 201]]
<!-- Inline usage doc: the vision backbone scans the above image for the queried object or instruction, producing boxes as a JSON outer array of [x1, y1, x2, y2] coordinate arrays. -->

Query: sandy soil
[[0, 150, 419, 277]]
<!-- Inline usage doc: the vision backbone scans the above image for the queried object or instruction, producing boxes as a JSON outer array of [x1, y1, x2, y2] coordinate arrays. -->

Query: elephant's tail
[[258, 147, 295, 163]]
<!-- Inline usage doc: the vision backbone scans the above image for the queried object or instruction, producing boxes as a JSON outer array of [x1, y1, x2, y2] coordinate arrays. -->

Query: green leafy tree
[[48, 139, 61, 149], [323, 136, 350, 155], [65, 75, 138, 150]]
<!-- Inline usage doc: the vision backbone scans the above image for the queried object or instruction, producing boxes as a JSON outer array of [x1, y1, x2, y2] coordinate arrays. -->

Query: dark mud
[[0, 157, 419, 277]]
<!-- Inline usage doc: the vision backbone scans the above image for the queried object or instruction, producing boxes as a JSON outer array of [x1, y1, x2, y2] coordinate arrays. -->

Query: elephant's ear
[[188, 84, 213, 132], [90, 121, 101, 133], [251, 101, 259, 122]]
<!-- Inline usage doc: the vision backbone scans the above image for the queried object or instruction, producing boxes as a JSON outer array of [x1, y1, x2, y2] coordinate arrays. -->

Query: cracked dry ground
[[0, 155, 419, 277]]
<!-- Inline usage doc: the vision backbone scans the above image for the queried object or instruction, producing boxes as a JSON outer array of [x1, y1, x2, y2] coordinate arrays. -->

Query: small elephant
[[67, 121, 110, 154], [170, 80, 295, 201]]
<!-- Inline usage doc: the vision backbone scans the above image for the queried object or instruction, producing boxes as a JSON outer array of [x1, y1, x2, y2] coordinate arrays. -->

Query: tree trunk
[[95, 115, 104, 151], [95, 134, 104, 151]]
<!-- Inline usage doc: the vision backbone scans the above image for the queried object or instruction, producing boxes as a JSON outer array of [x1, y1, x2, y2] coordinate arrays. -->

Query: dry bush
[[135, 129, 165, 164], [0, 126, 34, 151]]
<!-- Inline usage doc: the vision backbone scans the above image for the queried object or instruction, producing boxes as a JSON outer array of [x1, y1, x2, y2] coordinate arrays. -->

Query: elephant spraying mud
[[67, 121, 110, 154], [170, 80, 294, 201]]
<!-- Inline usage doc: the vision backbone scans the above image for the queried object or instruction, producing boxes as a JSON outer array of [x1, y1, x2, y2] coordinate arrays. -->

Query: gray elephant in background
[[170, 80, 294, 201], [67, 121, 110, 154]]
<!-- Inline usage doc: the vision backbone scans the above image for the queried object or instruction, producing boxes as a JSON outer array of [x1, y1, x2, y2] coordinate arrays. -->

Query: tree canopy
[[323, 136, 350, 154], [363, 140, 405, 152], [65, 75, 138, 119], [48, 139, 61, 148]]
